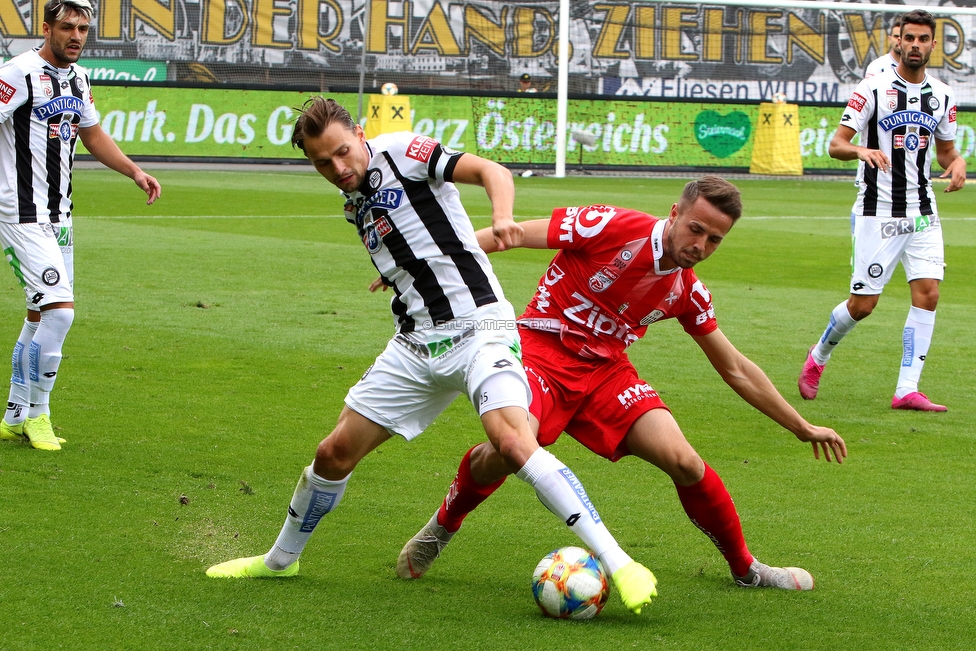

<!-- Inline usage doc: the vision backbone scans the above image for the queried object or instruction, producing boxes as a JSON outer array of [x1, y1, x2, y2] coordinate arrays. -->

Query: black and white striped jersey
[[344, 131, 504, 333], [0, 49, 98, 224], [840, 68, 957, 218]]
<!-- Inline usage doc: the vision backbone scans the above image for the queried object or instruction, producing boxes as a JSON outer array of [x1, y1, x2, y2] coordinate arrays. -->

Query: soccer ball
[[532, 546, 610, 620], [380, 82, 398, 96], [772, 91, 787, 104]]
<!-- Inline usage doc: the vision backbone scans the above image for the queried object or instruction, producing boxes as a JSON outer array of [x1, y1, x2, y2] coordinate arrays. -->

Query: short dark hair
[[44, 0, 93, 25], [900, 9, 936, 36], [291, 97, 357, 154], [679, 176, 742, 222], [891, 15, 902, 33]]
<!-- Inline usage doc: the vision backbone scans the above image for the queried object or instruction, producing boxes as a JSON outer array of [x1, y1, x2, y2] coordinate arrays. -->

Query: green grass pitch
[[1, 170, 974, 650]]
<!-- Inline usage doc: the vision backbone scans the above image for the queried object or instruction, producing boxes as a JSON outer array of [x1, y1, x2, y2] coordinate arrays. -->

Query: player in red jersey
[[395, 176, 847, 592]]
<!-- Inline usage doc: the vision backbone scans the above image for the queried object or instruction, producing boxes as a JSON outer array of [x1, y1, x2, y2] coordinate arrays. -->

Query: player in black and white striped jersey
[[207, 97, 658, 615], [0, 0, 160, 451], [341, 129, 504, 333], [799, 9, 966, 412]]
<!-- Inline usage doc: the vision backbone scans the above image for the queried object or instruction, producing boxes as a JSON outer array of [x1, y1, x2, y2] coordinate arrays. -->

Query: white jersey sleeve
[[935, 82, 957, 142], [0, 62, 29, 125], [74, 68, 98, 128], [371, 132, 464, 184], [840, 77, 876, 133]]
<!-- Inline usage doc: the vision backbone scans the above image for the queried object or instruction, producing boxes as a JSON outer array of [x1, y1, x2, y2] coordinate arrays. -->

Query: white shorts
[[850, 212, 945, 295], [344, 303, 531, 440], [0, 221, 74, 308]]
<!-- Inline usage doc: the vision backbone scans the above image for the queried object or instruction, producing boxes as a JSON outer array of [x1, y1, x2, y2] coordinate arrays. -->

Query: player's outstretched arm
[[79, 125, 161, 205], [692, 329, 848, 463], [475, 219, 550, 254], [451, 154, 521, 250], [936, 138, 967, 193]]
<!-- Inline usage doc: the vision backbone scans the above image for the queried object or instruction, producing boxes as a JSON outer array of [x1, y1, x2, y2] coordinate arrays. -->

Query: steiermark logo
[[694, 110, 751, 158]]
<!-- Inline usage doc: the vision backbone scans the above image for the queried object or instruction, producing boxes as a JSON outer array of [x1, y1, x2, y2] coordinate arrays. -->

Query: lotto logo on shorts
[[847, 93, 867, 112], [0, 80, 15, 104], [406, 136, 436, 162]]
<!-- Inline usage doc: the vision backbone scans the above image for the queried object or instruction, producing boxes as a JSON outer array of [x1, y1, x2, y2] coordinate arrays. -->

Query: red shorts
[[521, 328, 669, 462]]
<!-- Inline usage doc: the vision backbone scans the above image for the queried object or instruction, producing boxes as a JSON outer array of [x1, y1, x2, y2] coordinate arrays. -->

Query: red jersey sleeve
[[674, 273, 718, 336]]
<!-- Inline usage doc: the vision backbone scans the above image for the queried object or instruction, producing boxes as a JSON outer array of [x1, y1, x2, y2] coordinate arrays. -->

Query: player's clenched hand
[[369, 277, 389, 292], [858, 148, 890, 173], [940, 157, 966, 193], [795, 425, 847, 464], [492, 216, 524, 251], [135, 172, 161, 205]]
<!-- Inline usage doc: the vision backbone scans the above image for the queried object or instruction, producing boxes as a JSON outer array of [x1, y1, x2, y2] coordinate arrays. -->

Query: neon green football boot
[[0, 419, 25, 441], [206, 555, 299, 579], [24, 414, 61, 451], [612, 561, 658, 614]]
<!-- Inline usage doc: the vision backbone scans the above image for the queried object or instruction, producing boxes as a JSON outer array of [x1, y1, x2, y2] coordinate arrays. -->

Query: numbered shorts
[[345, 318, 531, 441], [0, 220, 73, 308], [521, 328, 668, 463], [850, 212, 944, 295]]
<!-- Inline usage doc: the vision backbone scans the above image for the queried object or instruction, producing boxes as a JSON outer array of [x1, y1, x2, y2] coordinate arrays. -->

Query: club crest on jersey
[[894, 127, 927, 153], [367, 168, 382, 191], [406, 135, 436, 162], [878, 110, 939, 133], [49, 120, 78, 142], [927, 95, 940, 110], [33, 96, 84, 121], [0, 80, 15, 104], [640, 309, 665, 325], [39, 74, 54, 98], [362, 221, 382, 253]]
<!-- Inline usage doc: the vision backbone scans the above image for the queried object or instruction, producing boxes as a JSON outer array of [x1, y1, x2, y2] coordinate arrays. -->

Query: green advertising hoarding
[[82, 87, 976, 173]]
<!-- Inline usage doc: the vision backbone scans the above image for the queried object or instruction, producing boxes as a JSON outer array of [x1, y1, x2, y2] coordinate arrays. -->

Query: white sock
[[895, 306, 936, 399], [5, 318, 37, 425], [812, 301, 858, 365], [27, 308, 73, 418], [264, 465, 350, 571], [516, 448, 631, 575]]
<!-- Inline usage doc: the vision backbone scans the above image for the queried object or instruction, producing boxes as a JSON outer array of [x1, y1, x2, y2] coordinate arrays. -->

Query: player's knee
[[469, 441, 512, 483], [314, 436, 358, 479], [669, 450, 705, 486], [847, 296, 877, 320], [39, 307, 74, 336]]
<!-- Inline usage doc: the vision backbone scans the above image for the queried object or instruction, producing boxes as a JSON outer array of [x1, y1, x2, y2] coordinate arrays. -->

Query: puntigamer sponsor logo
[[878, 111, 940, 133], [33, 96, 84, 121]]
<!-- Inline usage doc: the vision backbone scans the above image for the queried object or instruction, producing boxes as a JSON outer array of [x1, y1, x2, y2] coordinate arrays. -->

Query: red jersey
[[519, 205, 718, 360]]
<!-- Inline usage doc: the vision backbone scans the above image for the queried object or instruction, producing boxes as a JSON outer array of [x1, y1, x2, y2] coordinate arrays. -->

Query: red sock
[[674, 463, 753, 577], [437, 446, 506, 532], [437, 446, 507, 533]]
